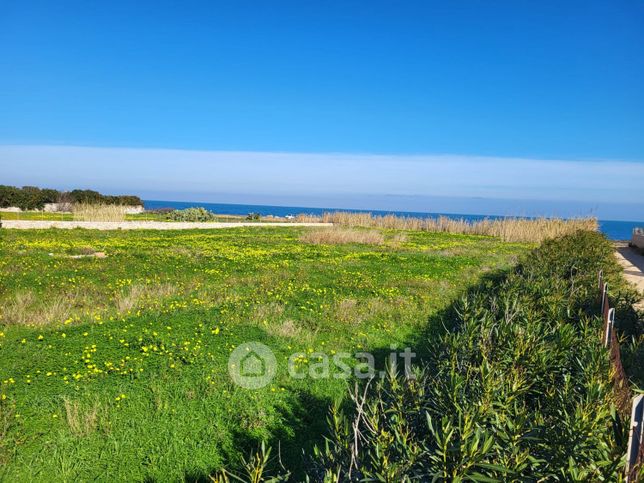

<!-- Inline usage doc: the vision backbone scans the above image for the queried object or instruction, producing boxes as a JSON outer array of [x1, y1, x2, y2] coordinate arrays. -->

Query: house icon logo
[[228, 342, 277, 389]]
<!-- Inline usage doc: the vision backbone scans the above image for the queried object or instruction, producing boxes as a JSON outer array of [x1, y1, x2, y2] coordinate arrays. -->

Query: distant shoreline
[[143, 199, 643, 241]]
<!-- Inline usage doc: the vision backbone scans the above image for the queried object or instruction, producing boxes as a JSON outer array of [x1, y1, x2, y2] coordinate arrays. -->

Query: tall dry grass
[[72, 203, 128, 222], [296, 212, 597, 243], [300, 227, 385, 245], [1, 291, 72, 326], [64, 398, 103, 437], [115, 283, 178, 313]]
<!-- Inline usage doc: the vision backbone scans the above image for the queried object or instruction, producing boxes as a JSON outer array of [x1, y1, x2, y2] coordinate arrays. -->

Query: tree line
[[0, 185, 142, 210]]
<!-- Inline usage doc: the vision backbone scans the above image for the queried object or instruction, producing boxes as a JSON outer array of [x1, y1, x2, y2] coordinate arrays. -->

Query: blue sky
[[1, 1, 643, 219]]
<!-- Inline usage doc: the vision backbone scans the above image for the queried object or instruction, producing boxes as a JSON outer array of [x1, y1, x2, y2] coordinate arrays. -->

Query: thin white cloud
[[1, 144, 642, 204]]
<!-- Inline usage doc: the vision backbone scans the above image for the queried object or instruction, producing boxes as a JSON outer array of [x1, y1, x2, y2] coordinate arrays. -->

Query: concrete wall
[[3, 204, 145, 214], [632, 231, 644, 250], [124, 205, 145, 214], [43, 203, 72, 212], [2, 220, 333, 230]]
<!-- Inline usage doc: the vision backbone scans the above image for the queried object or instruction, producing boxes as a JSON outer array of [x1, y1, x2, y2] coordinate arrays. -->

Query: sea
[[143, 200, 643, 241]]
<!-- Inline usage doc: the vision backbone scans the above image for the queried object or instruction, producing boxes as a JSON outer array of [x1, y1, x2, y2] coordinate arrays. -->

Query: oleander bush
[[166, 207, 217, 222], [305, 231, 641, 481], [226, 231, 642, 481]]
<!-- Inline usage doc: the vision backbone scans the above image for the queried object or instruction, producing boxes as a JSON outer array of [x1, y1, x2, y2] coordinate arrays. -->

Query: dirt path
[[1, 220, 333, 230], [614, 242, 644, 309]]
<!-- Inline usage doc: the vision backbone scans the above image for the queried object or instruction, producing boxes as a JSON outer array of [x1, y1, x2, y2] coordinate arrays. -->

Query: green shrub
[[0, 185, 141, 209], [68, 189, 142, 206], [246, 212, 261, 221], [225, 231, 642, 481], [0, 185, 58, 210], [305, 231, 641, 481], [166, 207, 217, 222]]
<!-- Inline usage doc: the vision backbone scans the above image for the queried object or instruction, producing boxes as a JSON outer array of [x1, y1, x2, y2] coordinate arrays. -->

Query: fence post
[[598, 275, 643, 480], [604, 308, 615, 348], [626, 395, 644, 481], [601, 282, 609, 316]]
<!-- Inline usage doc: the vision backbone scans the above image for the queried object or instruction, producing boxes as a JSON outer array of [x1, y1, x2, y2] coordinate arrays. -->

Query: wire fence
[[598, 270, 643, 481]]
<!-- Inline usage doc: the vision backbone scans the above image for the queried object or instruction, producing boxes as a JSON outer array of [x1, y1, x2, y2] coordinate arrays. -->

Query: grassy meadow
[[1, 208, 599, 244], [0, 226, 528, 480], [0, 209, 253, 223]]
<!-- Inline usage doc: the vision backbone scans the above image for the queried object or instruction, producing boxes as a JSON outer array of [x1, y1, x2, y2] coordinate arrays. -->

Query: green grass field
[[0, 227, 527, 480]]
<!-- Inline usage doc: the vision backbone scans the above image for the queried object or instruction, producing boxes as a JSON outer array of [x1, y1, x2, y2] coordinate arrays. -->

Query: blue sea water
[[143, 200, 642, 241]]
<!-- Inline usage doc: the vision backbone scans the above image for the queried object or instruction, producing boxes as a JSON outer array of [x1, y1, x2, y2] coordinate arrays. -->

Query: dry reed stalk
[[300, 227, 385, 245], [72, 203, 128, 222], [297, 211, 597, 243]]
